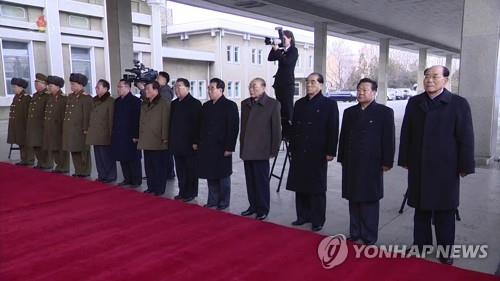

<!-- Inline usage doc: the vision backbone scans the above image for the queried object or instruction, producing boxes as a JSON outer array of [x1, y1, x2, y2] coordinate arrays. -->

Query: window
[[197, 80, 207, 99], [294, 82, 301, 96], [251, 49, 256, 64], [227, 81, 233, 98], [2, 41, 32, 95], [234, 81, 241, 98], [0, 4, 26, 20], [190, 80, 197, 97], [309, 55, 313, 68], [226, 45, 232, 62], [132, 25, 140, 37], [234, 46, 239, 63], [71, 47, 93, 94], [69, 15, 90, 29], [257, 49, 263, 65]]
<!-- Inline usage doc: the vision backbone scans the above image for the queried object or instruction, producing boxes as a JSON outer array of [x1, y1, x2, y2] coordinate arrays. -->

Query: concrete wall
[[33, 42, 48, 77]]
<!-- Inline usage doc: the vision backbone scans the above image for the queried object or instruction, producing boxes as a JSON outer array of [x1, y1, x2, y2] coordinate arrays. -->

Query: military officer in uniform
[[286, 72, 339, 232], [63, 73, 93, 177], [26, 73, 51, 169], [7, 78, 33, 166], [43, 76, 69, 173], [86, 79, 116, 183]]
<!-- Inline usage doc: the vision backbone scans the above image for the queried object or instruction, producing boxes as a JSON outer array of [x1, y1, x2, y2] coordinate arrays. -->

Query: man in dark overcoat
[[240, 77, 281, 220], [338, 78, 395, 245], [111, 79, 142, 187], [198, 78, 239, 210], [169, 78, 202, 202], [398, 65, 475, 265], [286, 72, 339, 232]]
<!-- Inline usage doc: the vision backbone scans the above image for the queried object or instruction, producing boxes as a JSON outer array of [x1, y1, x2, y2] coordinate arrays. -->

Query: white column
[[376, 38, 389, 104], [459, 0, 500, 164], [148, 0, 165, 71], [44, 0, 64, 77], [102, 0, 111, 85], [313, 22, 327, 80], [417, 48, 427, 93]]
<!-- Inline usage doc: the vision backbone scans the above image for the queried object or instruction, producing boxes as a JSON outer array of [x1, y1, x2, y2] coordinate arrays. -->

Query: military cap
[[47, 75, 65, 88], [11, 78, 28, 89], [35, 73, 48, 83], [69, 73, 88, 87]]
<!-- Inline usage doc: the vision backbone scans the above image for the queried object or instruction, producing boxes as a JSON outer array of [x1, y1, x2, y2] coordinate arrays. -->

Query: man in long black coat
[[169, 78, 202, 202], [338, 78, 395, 245], [111, 79, 142, 187], [286, 72, 339, 232], [398, 65, 475, 265], [198, 78, 239, 210]]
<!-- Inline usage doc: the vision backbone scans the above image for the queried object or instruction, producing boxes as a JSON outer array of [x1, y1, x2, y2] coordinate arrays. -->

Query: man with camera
[[267, 29, 298, 140]]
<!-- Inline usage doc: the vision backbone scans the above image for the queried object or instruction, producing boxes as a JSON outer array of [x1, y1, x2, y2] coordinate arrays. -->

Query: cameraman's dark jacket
[[159, 84, 174, 102], [268, 46, 298, 88]]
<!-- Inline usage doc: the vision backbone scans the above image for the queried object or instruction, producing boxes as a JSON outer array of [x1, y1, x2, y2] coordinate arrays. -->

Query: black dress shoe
[[291, 219, 309, 226], [439, 257, 454, 265], [72, 174, 78, 177], [203, 203, 216, 208], [118, 181, 130, 186], [256, 214, 268, 220], [144, 190, 153, 193], [346, 236, 359, 241], [217, 205, 229, 210], [34, 165, 43, 169], [183, 197, 195, 202], [312, 225, 323, 232], [77, 175, 89, 178], [174, 195, 183, 200], [153, 192, 163, 196], [130, 183, 141, 188], [240, 209, 256, 216]]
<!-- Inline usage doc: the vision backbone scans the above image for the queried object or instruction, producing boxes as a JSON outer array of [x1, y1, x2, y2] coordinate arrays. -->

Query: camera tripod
[[269, 138, 290, 192]]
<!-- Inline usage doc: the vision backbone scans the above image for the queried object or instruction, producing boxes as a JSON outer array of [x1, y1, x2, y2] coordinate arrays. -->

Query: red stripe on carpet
[[0, 162, 498, 281]]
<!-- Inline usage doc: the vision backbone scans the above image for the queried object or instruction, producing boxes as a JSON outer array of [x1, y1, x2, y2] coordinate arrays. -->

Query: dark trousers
[[166, 150, 175, 178], [119, 159, 142, 185], [93, 145, 117, 182], [71, 149, 91, 176], [244, 160, 270, 216], [349, 200, 380, 244], [207, 176, 231, 208], [174, 154, 198, 198], [295, 192, 326, 227], [19, 145, 34, 165], [414, 208, 456, 248], [51, 149, 69, 172], [144, 150, 169, 195], [274, 85, 294, 139]]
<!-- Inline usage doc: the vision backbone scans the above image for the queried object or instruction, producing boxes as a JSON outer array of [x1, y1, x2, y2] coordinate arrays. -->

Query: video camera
[[123, 59, 158, 85], [264, 27, 284, 47]]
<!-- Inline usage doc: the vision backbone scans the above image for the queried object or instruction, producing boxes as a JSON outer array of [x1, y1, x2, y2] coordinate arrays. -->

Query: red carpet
[[0, 162, 498, 281]]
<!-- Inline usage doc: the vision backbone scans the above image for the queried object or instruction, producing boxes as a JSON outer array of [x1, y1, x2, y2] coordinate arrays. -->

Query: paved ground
[[1, 100, 499, 276]]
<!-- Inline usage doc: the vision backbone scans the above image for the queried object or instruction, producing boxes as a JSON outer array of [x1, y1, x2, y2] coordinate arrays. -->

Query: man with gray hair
[[240, 78, 281, 220]]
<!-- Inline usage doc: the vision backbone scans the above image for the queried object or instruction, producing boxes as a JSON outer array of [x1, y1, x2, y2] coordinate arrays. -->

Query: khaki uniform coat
[[26, 90, 49, 147], [7, 91, 31, 145], [86, 92, 114, 145], [62, 90, 92, 152], [43, 92, 67, 151], [137, 95, 170, 151]]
